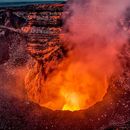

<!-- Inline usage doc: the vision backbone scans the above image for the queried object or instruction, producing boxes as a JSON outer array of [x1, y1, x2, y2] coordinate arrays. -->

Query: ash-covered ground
[[0, 3, 130, 130]]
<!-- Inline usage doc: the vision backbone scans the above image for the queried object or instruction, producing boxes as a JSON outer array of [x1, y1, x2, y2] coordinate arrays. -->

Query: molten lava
[[25, 52, 108, 111]]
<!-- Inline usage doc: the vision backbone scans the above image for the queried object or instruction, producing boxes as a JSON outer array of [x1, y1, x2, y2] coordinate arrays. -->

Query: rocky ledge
[[0, 3, 64, 65]]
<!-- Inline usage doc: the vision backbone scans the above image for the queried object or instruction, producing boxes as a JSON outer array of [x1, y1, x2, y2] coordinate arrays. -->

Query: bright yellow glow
[[62, 92, 80, 111]]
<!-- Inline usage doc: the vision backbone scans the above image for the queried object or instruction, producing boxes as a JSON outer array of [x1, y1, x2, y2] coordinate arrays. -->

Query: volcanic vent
[[24, 1, 130, 112]]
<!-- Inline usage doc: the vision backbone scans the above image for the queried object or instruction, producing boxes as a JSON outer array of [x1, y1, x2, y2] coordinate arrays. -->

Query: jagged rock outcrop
[[0, 3, 64, 66]]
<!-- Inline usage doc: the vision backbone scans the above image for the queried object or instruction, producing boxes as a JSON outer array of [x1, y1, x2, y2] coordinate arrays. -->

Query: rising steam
[[25, 0, 130, 111]]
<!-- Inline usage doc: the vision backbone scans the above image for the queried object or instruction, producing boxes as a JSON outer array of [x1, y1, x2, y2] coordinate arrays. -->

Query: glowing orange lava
[[25, 54, 108, 111]]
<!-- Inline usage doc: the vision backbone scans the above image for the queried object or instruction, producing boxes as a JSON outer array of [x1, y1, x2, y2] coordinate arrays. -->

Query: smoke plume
[[64, 0, 130, 82]]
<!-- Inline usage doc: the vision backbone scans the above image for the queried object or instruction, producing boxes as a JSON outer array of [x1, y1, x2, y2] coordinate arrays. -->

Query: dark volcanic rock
[[0, 34, 9, 64]]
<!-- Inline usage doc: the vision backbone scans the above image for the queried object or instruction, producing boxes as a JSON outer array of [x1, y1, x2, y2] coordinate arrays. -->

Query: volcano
[[0, 2, 130, 130]]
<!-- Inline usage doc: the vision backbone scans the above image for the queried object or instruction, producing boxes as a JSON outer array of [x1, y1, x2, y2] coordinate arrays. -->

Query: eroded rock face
[[0, 3, 130, 130], [0, 3, 64, 65]]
